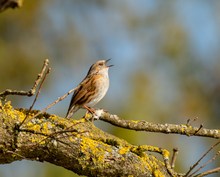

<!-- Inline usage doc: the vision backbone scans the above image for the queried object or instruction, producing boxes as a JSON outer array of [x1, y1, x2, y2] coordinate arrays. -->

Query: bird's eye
[[99, 63, 103, 66]]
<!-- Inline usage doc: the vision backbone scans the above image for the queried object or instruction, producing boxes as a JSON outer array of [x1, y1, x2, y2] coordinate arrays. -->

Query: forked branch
[[0, 59, 50, 100]]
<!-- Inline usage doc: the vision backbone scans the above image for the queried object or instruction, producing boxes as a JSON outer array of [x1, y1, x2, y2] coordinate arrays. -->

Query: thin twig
[[19, 123, 87, 149], [19, 125, 81, 137], [189, 150, 220, 177], [20, 87, 77, 127], [171, 148, 179, 169], [20, 67, 51, 126], [19, 128, 74, 148], [0, 59, 49, 100], [30, 59, 49, 94], [29, 67, 51, 111], [194, 124, 203, 135], [194, 167, 220, 177], [6, 150, 26, 159], [185, 140, 220, 177], [186, 117, 198, 126]]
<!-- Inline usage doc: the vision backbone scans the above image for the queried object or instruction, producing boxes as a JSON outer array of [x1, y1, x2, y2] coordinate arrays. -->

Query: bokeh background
[[0, 0, 220, 176]]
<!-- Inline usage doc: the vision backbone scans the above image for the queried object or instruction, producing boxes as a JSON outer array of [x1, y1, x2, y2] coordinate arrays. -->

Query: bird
[[66, 59, 113, 118]]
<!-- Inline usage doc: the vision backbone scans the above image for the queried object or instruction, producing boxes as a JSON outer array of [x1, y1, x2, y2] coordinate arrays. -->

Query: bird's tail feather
[[65, 105, 79, 118]]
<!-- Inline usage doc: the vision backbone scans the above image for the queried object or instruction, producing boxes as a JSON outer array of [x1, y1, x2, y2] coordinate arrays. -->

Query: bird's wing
[[67, 74, 98, 112]]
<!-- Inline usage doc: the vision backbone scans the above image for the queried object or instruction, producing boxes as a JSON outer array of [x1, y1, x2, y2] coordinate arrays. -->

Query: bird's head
[[87, 59, 113, 75]]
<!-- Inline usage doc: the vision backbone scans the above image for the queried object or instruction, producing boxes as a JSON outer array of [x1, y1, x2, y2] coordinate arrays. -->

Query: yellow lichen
[[145, 145, 160, 152], [0, 101, 169, 176], [80, 137, 112, 169], [84, 112, 92, 119], [3, 101, 12, 110], [14, 110, 26, 122], [131, 120, 139, 124], [119, 147, 129, 155], [162, 149, 170, 159], [130, 145, 168, 175], [153, 169, 165, 177], [1, 102, 28, 123], [69, 137, 74, 142], [2, 101, 17, 120]]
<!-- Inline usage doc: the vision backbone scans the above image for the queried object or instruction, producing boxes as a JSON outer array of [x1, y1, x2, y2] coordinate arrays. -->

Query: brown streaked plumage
[[66, 59, 113, 118]]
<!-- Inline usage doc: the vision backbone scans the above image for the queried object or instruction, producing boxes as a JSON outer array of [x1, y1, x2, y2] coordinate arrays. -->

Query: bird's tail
[[65, 111, 73, 119], [65, 105, 79, 118]]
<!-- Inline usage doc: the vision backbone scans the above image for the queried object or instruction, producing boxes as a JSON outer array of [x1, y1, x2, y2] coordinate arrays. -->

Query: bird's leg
[[83, 105, 95, 113], [83, 105, 96, 122]]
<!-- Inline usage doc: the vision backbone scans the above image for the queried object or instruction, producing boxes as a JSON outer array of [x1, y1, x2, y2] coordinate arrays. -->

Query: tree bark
[[0, 101, 172, 177]]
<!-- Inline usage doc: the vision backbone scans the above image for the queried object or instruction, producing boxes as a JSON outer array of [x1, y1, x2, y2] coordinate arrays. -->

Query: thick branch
[[0, 102, 173, 177], [96, 110, 220, 139]]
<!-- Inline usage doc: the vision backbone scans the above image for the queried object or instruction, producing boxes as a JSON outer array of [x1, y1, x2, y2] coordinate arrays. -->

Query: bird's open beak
[[105, 58, 114, 67]]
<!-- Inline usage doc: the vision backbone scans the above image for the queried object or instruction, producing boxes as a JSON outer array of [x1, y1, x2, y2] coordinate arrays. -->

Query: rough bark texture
[[0, 0, 22, 12], [0, 101, 172, 177], [98, 111, 220, 139]]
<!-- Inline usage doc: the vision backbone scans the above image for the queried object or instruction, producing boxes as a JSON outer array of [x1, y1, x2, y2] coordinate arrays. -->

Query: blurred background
[[0, 0, 220, 176]]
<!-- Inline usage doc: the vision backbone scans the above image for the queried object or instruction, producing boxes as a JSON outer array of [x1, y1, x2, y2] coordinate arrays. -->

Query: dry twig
[[20, 87, 76, 127], [20, 67, 51, 126], [186, 117, 198, 126], [0, 59, 49, 100], [189, 150, 220, 177], [171, 148, 179, 169], [194, 167, 220, 177], [185, 141, 220, 177]]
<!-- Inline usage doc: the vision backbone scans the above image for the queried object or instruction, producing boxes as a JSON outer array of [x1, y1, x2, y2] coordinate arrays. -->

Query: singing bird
[[66, 59, 113, 118]]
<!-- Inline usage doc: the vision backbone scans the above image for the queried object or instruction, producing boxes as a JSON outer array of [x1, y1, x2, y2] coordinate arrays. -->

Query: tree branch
[[0, 101, 176, 177], [95, 110, 220, 139], [0, 59, 49, 100], [0, 57, 219, 176]]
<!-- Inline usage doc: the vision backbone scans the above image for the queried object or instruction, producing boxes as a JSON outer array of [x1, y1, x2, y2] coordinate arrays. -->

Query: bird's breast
[[86, 74, 109, 107]]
